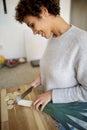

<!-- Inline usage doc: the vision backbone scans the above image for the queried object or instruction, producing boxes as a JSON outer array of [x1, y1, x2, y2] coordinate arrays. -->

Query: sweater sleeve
[[52, 35, 87, 103], [52, 85, 87, 103]]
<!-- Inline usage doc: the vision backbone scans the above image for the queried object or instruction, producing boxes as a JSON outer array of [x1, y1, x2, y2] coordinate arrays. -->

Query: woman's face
[[24, 8, 53, 39]]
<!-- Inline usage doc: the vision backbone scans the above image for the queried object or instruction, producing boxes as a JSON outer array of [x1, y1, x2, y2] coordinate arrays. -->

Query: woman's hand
[[32, 90, 52, 111], [31, 74, 41, 88]]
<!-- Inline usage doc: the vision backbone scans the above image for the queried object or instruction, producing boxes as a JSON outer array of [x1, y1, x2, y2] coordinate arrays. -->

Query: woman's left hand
[[32, 90, 52, 111]]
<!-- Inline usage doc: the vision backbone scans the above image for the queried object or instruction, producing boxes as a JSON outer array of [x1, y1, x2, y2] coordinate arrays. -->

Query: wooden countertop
[[1, 85, 60, 130]]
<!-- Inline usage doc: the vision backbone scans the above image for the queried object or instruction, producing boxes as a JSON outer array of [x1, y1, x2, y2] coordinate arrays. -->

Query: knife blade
[[14, 85, 34, 104]]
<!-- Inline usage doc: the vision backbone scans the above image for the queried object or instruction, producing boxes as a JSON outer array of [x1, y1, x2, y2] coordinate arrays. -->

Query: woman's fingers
[[31, 76, 41, 88], [33, 98, 47, 111], [32, 91, 52, 111], [31, 82, 39, 88], [33, 96, 43, 110], [40, 102, 48, 111]]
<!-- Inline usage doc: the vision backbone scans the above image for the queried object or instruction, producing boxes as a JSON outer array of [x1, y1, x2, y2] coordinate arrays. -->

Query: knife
[[14, 85, 34, 104]]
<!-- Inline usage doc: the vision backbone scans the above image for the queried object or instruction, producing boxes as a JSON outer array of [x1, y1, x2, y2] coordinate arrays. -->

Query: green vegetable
[[43, 102, 87, 130]]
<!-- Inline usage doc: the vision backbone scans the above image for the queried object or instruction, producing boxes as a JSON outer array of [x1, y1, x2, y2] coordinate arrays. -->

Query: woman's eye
[[30, 23, 34, 29]]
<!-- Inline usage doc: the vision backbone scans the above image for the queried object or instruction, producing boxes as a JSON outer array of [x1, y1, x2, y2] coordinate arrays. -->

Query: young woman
[[15, 0, 87, 129]]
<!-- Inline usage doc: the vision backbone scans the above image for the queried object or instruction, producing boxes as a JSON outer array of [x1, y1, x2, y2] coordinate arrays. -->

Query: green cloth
[[44, 102, 87, 130]]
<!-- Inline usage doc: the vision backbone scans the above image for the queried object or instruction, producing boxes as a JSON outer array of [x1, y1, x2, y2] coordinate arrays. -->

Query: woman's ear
[[40, 6, 49, 17]]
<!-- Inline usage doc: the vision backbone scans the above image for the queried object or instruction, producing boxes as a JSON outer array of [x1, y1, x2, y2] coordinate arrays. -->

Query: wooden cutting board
[[1, 85, 60, 130]]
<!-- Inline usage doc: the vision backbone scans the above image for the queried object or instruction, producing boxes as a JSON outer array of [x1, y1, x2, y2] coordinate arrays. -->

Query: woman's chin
[[40, 33, 51, 39], [41, 35, 49, 39], [45, 34, 52, 39]]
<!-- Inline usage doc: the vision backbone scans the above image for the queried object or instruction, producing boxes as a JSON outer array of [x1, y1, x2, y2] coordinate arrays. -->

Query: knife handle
[[21, 86, 33, 99]]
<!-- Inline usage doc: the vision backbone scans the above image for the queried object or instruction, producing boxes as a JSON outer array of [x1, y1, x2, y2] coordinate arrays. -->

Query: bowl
[[5, 59, 19, 68]]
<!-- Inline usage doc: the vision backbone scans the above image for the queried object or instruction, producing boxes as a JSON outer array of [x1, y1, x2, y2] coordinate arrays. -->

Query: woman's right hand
[[31, 74, 41, 88]]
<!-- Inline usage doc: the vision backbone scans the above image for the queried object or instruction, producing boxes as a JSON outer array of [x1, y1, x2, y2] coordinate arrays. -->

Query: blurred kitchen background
[[0, 0, 87, 61]]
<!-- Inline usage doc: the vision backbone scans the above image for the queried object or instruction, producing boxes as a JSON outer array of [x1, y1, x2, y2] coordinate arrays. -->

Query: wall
[[70, 0, 87, 31], [0, 0, 27, 59], [24, 29, 48, 61], [60, 0, 71, 23], [0, 0, 71, 59]]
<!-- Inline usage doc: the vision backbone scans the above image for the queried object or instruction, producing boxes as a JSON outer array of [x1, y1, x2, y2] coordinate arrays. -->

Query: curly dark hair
[[15, 0, 60, 23]]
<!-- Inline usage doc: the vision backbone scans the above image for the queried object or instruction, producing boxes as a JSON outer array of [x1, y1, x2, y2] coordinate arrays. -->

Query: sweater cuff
[[52, 89, 67, 103], [52, 88, 78, 103]]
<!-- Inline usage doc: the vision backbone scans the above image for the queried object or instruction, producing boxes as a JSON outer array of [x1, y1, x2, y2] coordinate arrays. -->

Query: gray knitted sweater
[[40, 25, 87, 103]]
